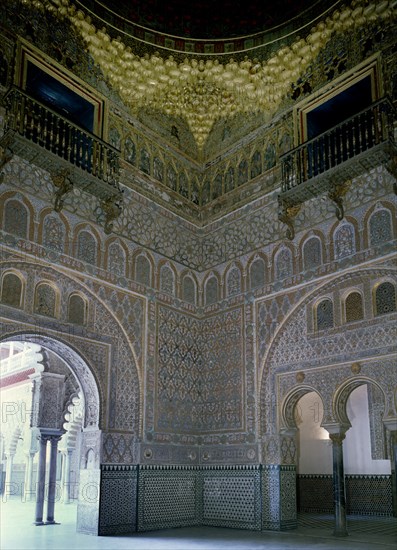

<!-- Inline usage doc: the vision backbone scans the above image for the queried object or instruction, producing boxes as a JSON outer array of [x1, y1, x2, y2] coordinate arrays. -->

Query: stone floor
[[1, 499, 396, 550]]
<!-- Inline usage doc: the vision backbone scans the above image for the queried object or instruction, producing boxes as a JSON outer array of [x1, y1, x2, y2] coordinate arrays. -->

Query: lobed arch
[[1, 332, 101, 430], [0, 259, 142, 436], [280, 385, 325, 433]]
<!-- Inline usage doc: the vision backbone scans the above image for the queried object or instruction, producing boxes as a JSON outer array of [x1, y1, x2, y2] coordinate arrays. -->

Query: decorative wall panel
[[262, 465, 297, 530], [202, 466, 261, 530], [99, 465, 138, 535], [298, 475, 393, 516], [156, 305, 244, 434], [137, 466, 201, 531]]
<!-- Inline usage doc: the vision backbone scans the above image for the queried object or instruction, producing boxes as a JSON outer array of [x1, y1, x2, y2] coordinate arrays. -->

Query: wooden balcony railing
[[0, 86, 123, 233], [278, 97, 396, 239]]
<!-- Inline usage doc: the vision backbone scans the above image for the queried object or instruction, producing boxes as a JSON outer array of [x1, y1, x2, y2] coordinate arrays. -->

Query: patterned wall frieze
[[262, 465, 297, 530], [99, 464, 138, 535], [140, 443, 199, 465], [1, 157, 396, 274], [202, 466, 261, 530], [297, 474, 393, 516], [200, 444, 259, 465]]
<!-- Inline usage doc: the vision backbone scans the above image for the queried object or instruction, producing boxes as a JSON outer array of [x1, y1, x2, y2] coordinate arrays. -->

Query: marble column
[[383, 421, 397, 518], [329, 432, 348, 537], [4, 453, 15, 499], [62, 449, 73, 504], [23, 452, 36, 502], [34, 436, 47, 525], [46, 436, 61, 524]]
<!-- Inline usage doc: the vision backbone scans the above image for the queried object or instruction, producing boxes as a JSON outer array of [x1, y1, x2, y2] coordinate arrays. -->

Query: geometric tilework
[[262, 465, 297, 530], [202, 466, 261, 530], [137, 466, 201, 531], [99, 465, 138, 535], [86, 466, 394, 535], [297, 475, 334, 513], [346, 475, 393, 517], [297, 475, 393, 517]]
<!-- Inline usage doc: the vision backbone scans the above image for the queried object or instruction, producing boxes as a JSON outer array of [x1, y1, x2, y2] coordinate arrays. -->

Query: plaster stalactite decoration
[[15, 0, 397, 148]]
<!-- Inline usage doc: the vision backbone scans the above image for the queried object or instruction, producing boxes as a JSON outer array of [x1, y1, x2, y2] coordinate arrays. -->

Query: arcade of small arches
[[1, 192, 396, 307]]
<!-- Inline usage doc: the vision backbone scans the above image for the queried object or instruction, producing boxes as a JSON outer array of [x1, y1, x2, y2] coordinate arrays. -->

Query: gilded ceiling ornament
[[15, 0, 397, 148]]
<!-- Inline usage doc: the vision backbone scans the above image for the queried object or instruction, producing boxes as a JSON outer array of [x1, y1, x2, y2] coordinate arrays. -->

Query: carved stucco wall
[[259, 266, 397, 464], [0, 251, 143, 463], [1, 155, 396, 466]]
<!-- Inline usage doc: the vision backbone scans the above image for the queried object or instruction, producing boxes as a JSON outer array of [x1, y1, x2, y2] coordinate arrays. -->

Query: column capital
[[383, 418, 397, 433], [322, 422, 350, 439], [37, 428, 64, 440], [329, 432, 346, 446]]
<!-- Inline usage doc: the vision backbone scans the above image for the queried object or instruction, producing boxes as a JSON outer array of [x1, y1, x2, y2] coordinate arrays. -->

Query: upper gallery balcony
[[0, 86, 123, 233], [278, 97, 396, 239]]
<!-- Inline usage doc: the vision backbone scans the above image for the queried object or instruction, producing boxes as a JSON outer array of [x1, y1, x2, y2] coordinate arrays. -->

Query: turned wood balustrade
[[278, 97, 396, 239], [1, 86, 123, 233]]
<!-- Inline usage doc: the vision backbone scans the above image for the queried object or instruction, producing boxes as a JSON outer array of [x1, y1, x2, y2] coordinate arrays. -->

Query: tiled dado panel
[[297, 475, 393, 516], [99, 465, 138, 535], [202, 466, 261, 530], [137, 466, 202, 531], [346, 476, 393, 516], [262, 465, 297, 531], [297, 475, 334, 513], [96, 468, 394, 537]]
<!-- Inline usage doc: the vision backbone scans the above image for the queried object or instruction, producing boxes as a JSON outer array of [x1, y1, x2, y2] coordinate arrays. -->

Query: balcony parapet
[[0, 86, 123, 233], [278, 97, 397, 239]]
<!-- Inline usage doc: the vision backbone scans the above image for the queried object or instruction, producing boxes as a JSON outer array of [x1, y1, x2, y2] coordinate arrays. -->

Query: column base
[[45, 520, 60, 525], [333, 529, 348, 537]]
